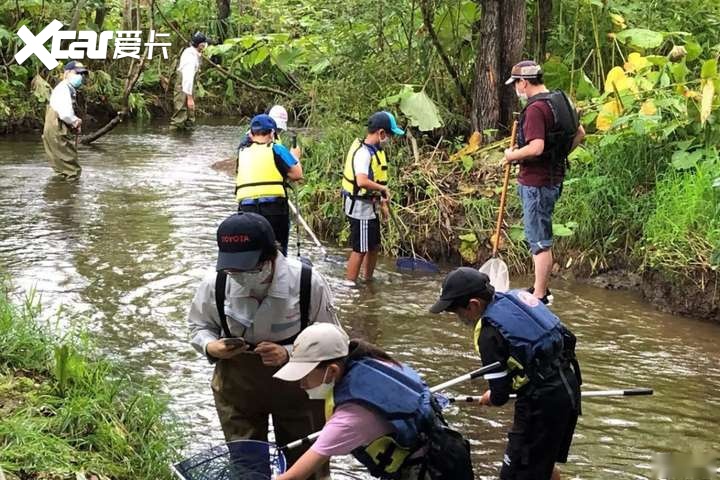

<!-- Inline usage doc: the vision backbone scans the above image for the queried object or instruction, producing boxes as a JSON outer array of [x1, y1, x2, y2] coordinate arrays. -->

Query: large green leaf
[[543, 57, 571, 91], [701, 59, 718, 80], [575, 72, 599, 100], [399, 90, 444, 131], [671, 149, 704, 170], [616, 29, 664, 49]]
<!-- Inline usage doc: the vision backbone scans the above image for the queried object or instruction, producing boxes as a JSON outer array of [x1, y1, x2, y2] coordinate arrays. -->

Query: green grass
[[0, 282, 182, 480]]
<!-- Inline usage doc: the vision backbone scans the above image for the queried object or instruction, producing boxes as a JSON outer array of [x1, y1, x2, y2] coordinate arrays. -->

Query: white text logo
[[15, 20, 172, 69]]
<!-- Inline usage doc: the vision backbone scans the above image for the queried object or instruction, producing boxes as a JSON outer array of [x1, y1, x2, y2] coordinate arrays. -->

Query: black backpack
[[525, 90, 580, 167], [420, 400, 474, 480]]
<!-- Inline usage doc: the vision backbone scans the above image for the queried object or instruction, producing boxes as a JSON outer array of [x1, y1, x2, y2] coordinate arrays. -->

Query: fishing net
[[396, 256, 440, 273], [172, 440, 287, 480]]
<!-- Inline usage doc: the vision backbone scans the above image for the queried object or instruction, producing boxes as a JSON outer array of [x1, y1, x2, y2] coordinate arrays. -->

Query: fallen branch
[[80, 11, 150, 145]]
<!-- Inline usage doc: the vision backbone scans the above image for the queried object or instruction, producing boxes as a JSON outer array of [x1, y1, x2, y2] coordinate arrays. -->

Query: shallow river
[[0, 120, 718, 479]]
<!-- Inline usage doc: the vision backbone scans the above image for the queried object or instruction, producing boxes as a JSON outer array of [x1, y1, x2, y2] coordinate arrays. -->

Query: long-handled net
[[172, 440, 287, 480]]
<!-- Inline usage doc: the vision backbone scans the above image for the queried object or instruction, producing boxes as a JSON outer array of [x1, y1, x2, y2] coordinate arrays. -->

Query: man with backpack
[[187, 212, 338, 479], [430, 267, 582, 480], [503, 61, 585, 305]]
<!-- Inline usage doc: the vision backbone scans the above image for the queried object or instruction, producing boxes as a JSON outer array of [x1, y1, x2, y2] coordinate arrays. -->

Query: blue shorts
[[519, 184, 562, 255]]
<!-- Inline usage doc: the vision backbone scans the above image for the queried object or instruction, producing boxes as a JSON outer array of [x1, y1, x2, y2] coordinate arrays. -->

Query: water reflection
[[0, 121, 718, 479]]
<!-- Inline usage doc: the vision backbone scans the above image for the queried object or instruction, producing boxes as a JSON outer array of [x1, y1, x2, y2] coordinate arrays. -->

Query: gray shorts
[[519, 184, 562, 255]]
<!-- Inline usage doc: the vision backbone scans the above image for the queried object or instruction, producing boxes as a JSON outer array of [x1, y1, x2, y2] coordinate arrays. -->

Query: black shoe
[[527, 287, 554, 306]]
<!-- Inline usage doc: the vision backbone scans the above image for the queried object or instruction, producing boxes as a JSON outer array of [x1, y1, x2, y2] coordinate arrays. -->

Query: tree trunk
[[536, 0, 553, 62], [470, 0, 500, 135], [94, 6, 107, 30], [217, 0, 231, 41], [420, 0, 468, 100], [499, 0, 526, 129], [69, 0, 87, 31]]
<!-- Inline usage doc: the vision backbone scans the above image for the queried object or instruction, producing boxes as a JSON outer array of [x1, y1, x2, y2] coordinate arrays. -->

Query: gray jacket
[[188, 254, 340, 358]]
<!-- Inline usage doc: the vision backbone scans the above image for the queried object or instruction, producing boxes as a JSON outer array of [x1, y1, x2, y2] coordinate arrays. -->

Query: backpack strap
[[214, 265, 312, 345], [299, 262, 312, 329], [214, 271, 232, 338]]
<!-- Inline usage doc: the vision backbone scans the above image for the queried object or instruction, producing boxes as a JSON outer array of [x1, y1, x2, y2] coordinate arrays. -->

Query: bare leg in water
[[551, 466, 561, 480], [362, 250, 379, 281], [346, 252, 365, 282], [532, 248, 553, 298]]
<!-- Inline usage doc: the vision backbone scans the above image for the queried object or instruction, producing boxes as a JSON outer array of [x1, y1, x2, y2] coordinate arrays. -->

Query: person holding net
[[272, 323, 474, 480], [188, 212, 339, 479]]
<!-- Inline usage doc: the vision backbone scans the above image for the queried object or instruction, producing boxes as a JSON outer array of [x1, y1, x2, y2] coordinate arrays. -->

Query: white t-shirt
[[49, 80, 79, 125], [177, 46, 201, 95]]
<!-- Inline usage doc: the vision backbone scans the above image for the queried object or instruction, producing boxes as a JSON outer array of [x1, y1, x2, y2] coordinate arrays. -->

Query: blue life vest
[[482, 289, 566, 392], [330, 358, 436, 478]]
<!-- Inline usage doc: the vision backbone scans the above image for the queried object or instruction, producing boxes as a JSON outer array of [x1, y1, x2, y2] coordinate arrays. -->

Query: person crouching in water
[[274, 323, 474, 480]]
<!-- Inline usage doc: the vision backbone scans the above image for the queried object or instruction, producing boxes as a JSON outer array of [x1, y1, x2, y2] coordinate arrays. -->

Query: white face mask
[[228, 261, 272, 287], [515, 87, 528, 103], [305, 367, 335, 400]]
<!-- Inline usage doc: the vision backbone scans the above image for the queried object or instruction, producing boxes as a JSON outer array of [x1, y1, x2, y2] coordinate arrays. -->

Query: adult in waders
[[42, 61, 89, 180], [503, 61, 585, 305], [236, 114, 302, 255], [430, 267, 582, 480], [274, 323, 474, 480], [170, 32, 207, 130], [342, 111, 404, 283], [188, 212, 339, 479]]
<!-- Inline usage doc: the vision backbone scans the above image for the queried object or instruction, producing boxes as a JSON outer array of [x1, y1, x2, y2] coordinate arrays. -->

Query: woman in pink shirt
[[273, 323, 472, 480]]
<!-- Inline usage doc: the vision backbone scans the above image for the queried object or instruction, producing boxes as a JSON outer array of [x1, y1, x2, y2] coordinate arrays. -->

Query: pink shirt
[[311, 403, 393, 456]]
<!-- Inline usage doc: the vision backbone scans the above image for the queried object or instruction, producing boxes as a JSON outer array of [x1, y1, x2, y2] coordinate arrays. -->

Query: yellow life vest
[[235, 142, 286, 202], [473, 319, 529, 391], [341, 139, 388, 198]]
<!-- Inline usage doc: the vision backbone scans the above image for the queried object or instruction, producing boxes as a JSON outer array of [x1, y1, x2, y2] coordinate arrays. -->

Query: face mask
[[305, 367, 335, 400], [228, 261, 272, 287], [69, 74, 83, 89], [515, 87, 527, 103], [379, 133, 390, 145]]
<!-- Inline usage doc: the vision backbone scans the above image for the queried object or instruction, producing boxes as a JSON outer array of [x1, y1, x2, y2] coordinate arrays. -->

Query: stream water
[[0, 120, 718, 479]]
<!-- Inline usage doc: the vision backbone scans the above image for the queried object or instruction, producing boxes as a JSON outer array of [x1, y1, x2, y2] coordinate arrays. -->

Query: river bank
[[0, 284, 182, 480]]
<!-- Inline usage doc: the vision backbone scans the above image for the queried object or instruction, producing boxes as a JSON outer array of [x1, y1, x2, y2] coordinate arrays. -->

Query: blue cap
[[64, 61, 88, 73], [368, 111, 405, 136], [250, 114, 277, 133]]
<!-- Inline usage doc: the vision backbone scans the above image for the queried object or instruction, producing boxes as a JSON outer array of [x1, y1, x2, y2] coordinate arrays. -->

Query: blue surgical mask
[[69, 74, 83, 89]]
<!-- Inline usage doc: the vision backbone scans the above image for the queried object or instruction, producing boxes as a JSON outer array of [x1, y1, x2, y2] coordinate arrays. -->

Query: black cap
[[429, 267, 495, 313], [216, 212, 276, 271], [191, 32, 208, 47], [64, 60, 88, 73], [367, 111, 405, 136]]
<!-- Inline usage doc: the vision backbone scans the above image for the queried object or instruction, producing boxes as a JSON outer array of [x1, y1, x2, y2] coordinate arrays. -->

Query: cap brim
[[275, 121, 288, 131], [391, 127, 405, 136], [429, 298, 453, 314], [273, 361, 320, 382], [216, 250, 262, 271], [504, 76, 517, 85]]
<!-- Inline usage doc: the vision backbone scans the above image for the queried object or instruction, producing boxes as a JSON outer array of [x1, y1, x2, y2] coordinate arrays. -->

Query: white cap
[[273, 323, 349, 382], [268, 105, 288, 131]]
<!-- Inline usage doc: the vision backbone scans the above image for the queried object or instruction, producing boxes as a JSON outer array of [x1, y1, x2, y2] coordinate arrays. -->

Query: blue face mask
[[69, 74, 83, 89]]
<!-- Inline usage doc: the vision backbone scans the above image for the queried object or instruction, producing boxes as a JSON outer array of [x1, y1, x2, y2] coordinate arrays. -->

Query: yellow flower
[[596, 100, 622, 131], [604, 66, 637, 94], [640, 100, 657, 116], [624, 53, 651, 73]]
